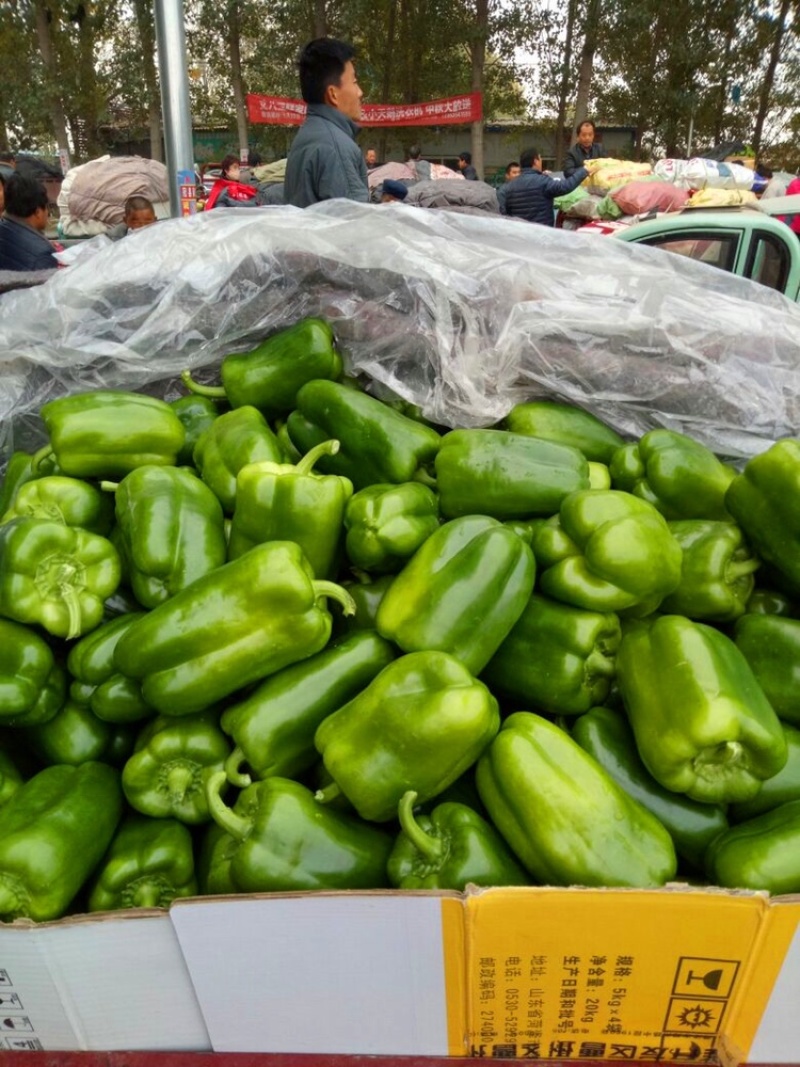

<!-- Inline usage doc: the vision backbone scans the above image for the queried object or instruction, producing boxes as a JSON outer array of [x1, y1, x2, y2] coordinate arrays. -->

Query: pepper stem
[[313, 580, 357, 617], [294, 439, 340, 476], [206, 771, 251, 841], [413, 467, 437, 489], [315, 781, 341, 805], [100, 481, 119, 493], [727, 557, 761, 581], [180, 369, 226, 399], [225, 747, 253, 788], [398, 790, 443, 863], [61, 582, 83, 641]]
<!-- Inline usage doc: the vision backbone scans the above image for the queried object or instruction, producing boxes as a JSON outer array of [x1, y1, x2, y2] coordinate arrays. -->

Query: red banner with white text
[[246, 92, 482, 127]]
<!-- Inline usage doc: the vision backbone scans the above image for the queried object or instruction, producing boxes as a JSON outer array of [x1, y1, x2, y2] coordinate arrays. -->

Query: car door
[[631, 228, 742, 273]]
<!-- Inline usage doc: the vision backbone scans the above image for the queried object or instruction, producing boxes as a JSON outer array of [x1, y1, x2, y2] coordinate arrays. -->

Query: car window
[[637, 232, 739, 272], [745, 231, 790, 292]]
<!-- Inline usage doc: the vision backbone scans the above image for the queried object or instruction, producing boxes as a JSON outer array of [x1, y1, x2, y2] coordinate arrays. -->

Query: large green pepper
[[476, 712, 677, 887], [387, 790, 529, 890], [67, 613, 152, 724], [344, 482, 440, 573], [731, 724, 800, 822], [609, 429, 735, 520], [88, 814, 197, 911], [38, 391, 185, 479], [0, 762, 122, 922], [229, 440, 352, 579], [114, 541, 355, 716], [122, 711, 231, 824], [104, 465, 227, 608], [288, 379, 441, 490], [0, 452, 40, 516], [222, 630, 395, 786], [23, 698, 131, 766], [617, 615, 787, 804], [502, 401, 625, 464], [205, 773, 393, 892], [2, 475, 114, 535], [481, 594, 620, 716], [376, 515, 535, 675], [315, 651, 500, 822], [192, 406, 283, 514], [734, 614, 800, 725], [706, 800, 800, 893], [725, 439, 800, 595], [0, 517, 121, 639], [170, 395, 221, 467], [434, 429, 590, 520], [572, 706, 728, 871], [0, 617, 66, 726], [532, 490, 682, 615], [660, 520, 760, 622], [182, 318, 341, 419]]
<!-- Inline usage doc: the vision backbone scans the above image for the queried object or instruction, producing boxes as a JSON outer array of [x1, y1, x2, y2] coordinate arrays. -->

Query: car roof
[[754, 193, 800, 216]]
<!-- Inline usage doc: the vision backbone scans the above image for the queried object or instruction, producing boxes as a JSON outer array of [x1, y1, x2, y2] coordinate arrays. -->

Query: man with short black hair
[[107, 195, 158, 240], [458, 151, 477, 180], [0, 173, 58, 270], [500, 147, 593, 226], [564, 120, 605, 178], [285, 37, 369, 208]]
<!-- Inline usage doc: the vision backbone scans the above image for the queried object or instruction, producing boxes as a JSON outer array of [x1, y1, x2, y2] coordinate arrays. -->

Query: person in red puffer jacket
[[205, 155, 259, 210]]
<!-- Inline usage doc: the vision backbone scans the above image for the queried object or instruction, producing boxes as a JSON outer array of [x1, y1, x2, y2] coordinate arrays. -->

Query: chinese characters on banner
[[246, 92, 482, 127]]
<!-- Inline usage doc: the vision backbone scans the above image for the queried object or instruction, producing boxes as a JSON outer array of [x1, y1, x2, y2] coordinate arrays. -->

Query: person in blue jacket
[[499, 147, 595, 227], [285, 38, 369, 208], [0, 173, 59, 271]]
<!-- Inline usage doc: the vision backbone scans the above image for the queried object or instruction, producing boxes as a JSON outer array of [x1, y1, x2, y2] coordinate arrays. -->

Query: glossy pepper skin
[[2, 475, 114, 536], [106, 465, 227, 608], [731, 724, 800, 822], [706, 800, 800, 894], [0, 762, 122, 922], [746, 588, 795, 617], [221, 630, 395, 786], [734, 614, 800, 725], [122, 711, 231, 824], [609, 429, 735, 520], [289, 379, 441, 490], [617, 615, 787, 804], [661, 520, 760, 622], [533, 490, 682, 616], [39, 391, 185, 479], [67, 613, 151, 724], [376, 515, 536, 675], [0, 617, 66, 726], [170, 395, 221, 467], [387, 790, 529, 890], [503, 401, 625, 464], [205, 773, 393, 893], [344, 482, 440, 573], [229, 440, 352, 579], [476, 712, 677, 888], [192, 406, 283, 514], [114, 541, 355, 716], [572, 706, 728, 871], [0, 452, 39, 516], [435, 429, 590, 521], [88, 815, 198, 912], [23, 698, 130, 766], [0, 517, 121, 639], [315, 651, 500, 822], [182, 318, 342, 420], [482, 594, 620, 716]]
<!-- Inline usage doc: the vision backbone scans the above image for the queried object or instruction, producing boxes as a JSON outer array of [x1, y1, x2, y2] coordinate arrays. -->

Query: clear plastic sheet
[[1, 200, 799, 463]]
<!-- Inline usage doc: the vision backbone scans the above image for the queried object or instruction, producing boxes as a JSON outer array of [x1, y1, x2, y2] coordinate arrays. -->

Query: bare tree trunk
[[554, 0, 578, 167], [379, 0, 398, 162], [34, 0, 71, 161], [752, 0, 791, 156], [228, 0, 249, 157], [571, 0, 600, 143], [314, 0, 326, 37], [470, 0, 488, 178], [133, 0, 162, 160], [74, 5, 102, 157]]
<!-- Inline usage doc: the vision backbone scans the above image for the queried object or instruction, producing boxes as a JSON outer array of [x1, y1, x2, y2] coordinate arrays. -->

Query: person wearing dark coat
[[0, 173, 58, 271], [563, 119, 606, 177], [499, 146, 591, 227], [458, 151, 478, 180]]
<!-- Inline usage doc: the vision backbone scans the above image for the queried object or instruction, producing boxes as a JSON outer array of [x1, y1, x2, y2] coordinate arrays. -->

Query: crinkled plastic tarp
[[1, 200, 799, 463]]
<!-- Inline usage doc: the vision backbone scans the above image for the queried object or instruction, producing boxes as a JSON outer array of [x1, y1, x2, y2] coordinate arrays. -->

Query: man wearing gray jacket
[[285, 38, 369, 208]]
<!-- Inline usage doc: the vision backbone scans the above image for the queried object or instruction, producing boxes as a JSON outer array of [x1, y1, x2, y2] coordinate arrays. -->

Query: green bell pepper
[[38, 391, 185, 479], [387, 790, 529, 890], [192, 405, 283, 514], [502, 401, 625, 463], [617, 614, 787, 804], [0, 762, 122, 922], [229, 440, 352, 578], [170, 395, 221, 467], [0, 452, 40, 516], [572, 706, 728, 871], [222, 629, 395, 786], [0, 617, 66, 726], [734, 614, 800, 725], [122, 710, 231, 824], [476, 711, 677, 887], [660, 520, 760, 622], [23, 698, 131, 767], [344, 482, 440, 573], [104, 465, 227, 608], [205, 773, 393, 892], [2, 475, 114, 536], [706, 799, 800, 894], [533, 490, 682, 615], [88, 814, 198, 911], [0, 746, 24, 809], [182, 318, 341, 420], [376, 515, 536, 675], [315, 650, 500, 822], [0, 517, 121, 639], [482, 593, 620, 716], [288, 379, 441, 490], [745, 587, 795, 617], [114, 541, 355, 716], [337, 574, 395, 633], [67, 613, 152, 724], [609, 428, 735, 520], [731, 723, 800, 822], [435, 429, 590, 520]]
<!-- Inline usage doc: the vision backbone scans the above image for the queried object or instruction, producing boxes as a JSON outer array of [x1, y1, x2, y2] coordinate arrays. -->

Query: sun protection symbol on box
[[664, 997, 725, 1035], [672, 957, 740, 999]]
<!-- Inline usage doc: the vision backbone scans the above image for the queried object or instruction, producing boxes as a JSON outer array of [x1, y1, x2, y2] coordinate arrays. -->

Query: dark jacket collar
[[306, 102, 361, 139]]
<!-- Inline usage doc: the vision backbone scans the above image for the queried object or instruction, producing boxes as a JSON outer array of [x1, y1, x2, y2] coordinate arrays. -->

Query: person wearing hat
[[381, 179, 408, 202]]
